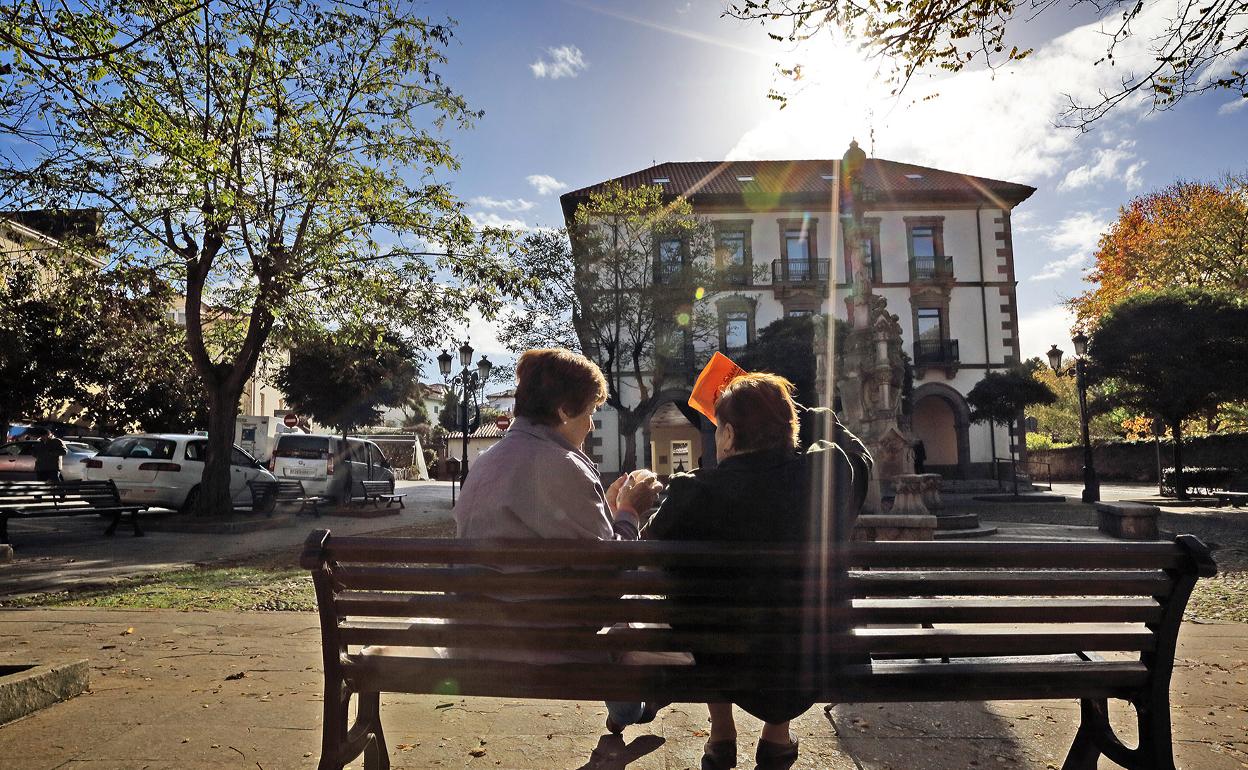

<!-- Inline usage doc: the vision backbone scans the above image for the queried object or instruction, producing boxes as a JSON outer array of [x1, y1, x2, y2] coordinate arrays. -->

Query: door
[[367, 442, 394, 489], [229, 446, 264, 503], [346, 439, 369, 499], [0, 442, 37, 480]]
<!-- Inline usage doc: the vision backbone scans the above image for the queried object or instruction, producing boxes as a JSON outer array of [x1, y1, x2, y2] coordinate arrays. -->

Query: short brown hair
[[514, 348, 608, 426], [714, 372, 800, 453]]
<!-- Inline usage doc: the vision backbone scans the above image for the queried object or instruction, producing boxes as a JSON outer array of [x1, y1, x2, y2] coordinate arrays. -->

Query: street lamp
[[438, 341, 492, 504], [1047, 332, 1100, 503]]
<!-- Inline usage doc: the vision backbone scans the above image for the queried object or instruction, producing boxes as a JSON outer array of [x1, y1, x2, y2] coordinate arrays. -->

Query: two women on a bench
[[454, 348, 871, 770]]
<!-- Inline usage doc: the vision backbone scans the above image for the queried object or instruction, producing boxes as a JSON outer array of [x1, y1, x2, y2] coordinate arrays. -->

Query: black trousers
[[36, 470, 62, 482]]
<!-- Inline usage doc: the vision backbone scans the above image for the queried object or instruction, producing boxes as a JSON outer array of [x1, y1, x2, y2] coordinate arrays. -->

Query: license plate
[[285, 467, 316, 477]]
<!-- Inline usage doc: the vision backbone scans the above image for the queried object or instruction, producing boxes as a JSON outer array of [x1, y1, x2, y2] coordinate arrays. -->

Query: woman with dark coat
[[642, 373, 871, 770]]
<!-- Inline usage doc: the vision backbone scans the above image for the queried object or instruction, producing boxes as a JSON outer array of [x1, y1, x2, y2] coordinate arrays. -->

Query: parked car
[[82, 434, 276, 512], [0, 440, 98, 481], [269, 434, 395, 504]]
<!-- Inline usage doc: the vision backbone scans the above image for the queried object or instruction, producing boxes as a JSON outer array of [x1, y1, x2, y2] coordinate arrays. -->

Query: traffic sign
[[283, 413, 299, 428], [494, 416, 511, 431]]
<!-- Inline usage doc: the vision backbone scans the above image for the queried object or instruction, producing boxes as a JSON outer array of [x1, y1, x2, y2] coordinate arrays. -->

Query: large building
[[560, 152, 1035, 479]]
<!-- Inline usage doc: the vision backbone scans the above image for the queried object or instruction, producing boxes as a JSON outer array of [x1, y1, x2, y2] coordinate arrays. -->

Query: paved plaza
[[1, 482, 1245, 769]]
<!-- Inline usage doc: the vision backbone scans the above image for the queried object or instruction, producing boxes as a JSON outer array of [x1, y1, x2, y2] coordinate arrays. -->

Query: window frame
[[713, 219, 753, 286]]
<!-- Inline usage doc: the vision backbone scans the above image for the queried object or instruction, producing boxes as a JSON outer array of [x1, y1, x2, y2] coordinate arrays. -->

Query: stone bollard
[[920, 473, 945, 514]]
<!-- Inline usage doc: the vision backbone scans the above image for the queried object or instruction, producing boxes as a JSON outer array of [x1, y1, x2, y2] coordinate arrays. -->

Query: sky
[[421, 0, 1247, 382]]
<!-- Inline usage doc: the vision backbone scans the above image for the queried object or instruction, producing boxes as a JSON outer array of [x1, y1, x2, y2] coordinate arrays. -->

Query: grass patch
[[1, 567, 316, 612], [1187, 572, 1248, 624]]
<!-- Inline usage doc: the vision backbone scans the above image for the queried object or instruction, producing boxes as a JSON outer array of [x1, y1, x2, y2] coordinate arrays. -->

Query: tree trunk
[[1171, 419, 1187, 500], [195, 386, 243, 517], [618, 409, 644, 472]]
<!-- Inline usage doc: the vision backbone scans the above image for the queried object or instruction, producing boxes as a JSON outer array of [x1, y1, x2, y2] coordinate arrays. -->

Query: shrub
[[1160, 466, 1235, 496]]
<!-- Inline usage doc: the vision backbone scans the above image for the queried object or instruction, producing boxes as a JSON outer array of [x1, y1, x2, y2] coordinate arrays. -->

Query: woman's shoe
[[605, 715, 625, 735], [701, 738, 737, 770], [636, 699, 670, 724], [755, 735, 799, 768]]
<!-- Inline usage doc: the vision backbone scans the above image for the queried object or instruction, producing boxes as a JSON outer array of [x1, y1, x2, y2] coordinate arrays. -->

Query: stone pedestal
[[0, 660, 89, 726], [853, 514, 937, 541], [890, 474, 931, 516], [1095, 502, 1160, 540], [919, 473, 945, 514]]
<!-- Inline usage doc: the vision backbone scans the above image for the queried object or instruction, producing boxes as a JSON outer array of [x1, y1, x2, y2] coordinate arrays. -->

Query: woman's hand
[[605, 474, 627, 515], [617, 470, 664, 515]]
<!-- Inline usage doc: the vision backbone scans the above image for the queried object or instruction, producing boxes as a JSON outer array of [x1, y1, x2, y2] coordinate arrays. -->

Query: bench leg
[[104, 511, 120, 536], [131, 510, 144, 537], [1062, 698, 1112, 770], [358, 691, 390, 770], [1133, 694, 1177, 770], [0, 515, 8, 544], [318, 678, 351, 770]]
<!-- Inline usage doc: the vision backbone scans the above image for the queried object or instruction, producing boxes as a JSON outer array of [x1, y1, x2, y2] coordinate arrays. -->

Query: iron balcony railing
[[910, 255, 954, 281], [771, 258, 830, 283], [914, 339, 960, 365]]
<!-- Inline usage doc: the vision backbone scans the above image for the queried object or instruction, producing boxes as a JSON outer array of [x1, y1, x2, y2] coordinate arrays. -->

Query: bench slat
[[337, 620, 1155, 657], [331, 565, 1174, 599], [333, 593, 1165, 626], [317, 537, 1192, 571], [340, 656, 1152, 704]]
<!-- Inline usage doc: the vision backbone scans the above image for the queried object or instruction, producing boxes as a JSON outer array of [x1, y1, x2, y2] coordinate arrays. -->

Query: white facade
[[562, 156, 1034, 478]]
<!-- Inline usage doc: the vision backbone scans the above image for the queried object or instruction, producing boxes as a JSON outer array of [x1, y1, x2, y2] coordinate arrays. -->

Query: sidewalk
[[1, 607, 1244, 769], [0, 481, 454, 600]]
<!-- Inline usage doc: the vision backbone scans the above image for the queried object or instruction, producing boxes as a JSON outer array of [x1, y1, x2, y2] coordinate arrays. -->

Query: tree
[[1070, 176, 1248, 326], [727, 0, 1248, 127], [1024, 357, 1132, 445], [736, 314, 823, 408], [439, 388, 467, 433], [0, 250, 207, 436], [499, 184, 718, 470], [275, 325, 419, 438], [967, 367, 1056, 493], [398, 391, 429, 429], [1, 1, 521, 515], [1088, 289, 1248, 498]]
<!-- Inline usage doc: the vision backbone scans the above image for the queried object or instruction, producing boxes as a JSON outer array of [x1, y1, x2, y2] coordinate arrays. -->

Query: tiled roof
[[560, 158, 1035, 215], [444, 423, 508, 440]]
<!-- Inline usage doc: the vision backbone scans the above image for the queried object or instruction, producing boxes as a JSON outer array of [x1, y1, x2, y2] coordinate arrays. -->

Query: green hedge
[[1160, 466, 1235, 495]]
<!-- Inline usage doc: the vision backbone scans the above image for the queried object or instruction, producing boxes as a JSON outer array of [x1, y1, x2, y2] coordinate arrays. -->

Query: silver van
[[268, 434, 395, 504]]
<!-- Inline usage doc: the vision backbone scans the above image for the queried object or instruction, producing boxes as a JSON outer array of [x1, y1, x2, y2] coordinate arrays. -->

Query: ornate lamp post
[[1047, 331, 1100, 503], [437, 341, 492, 505]]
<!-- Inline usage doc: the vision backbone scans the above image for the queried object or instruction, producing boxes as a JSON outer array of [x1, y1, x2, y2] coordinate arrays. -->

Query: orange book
[[688, 352, 746, 425]]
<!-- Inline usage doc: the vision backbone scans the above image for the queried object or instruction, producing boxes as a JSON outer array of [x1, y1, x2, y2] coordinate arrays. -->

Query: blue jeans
[[605, 700, 646, 726]]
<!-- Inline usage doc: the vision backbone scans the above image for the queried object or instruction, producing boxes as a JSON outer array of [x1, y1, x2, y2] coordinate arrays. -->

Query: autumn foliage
[[1070, 176, 1248, 326]]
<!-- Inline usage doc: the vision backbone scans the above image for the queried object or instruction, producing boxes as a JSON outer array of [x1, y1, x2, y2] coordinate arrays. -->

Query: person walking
[[32, 429, 68, 482]]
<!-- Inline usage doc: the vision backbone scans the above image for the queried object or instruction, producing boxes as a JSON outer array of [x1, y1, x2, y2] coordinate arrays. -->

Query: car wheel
[[181, 485, 200, 515]]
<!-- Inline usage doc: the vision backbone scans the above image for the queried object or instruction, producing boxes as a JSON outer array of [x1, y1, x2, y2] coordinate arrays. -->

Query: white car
[[83, 433, 276, 512]]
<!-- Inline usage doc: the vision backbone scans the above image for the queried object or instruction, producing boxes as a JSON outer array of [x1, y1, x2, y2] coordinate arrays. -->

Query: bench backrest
[[248, 479, 306, 499], [360, 480, 392, 494], [0, 479, 124, 510], [301, 531, 1216, 704]]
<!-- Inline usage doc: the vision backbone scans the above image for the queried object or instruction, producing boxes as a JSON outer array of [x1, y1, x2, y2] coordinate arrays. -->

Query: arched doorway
[[911, 383, 971, 479]]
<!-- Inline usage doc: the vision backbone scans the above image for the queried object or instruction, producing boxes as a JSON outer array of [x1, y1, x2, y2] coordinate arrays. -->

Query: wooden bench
[[248, 479, 325, 517], [356, 480, 405, 510], [1212, 491, 1248, 508], [0, 480, 144, 542], [301, 530, 1216, 770]]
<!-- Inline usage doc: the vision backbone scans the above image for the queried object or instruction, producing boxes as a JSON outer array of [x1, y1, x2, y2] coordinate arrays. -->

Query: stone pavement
[[0, 608, 1245, 769], [0, 481, 454, 600]]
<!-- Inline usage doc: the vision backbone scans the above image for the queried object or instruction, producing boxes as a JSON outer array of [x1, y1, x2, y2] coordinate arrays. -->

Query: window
[[911, 226, 936, 258], [724, 310, 749, 352], [788, 309, 814, 318], [368, 443, 387, 468], [784, 229, 809, 264], [126, 438, 176, 459], [917, 308, 942, 341], [347, 440, 367, 463], [907, 218, 947, 280], [716, 229, 747, 284], [657, 238, 684, 283], [231, 447, 255, 466], [185, 440, 207, 461]]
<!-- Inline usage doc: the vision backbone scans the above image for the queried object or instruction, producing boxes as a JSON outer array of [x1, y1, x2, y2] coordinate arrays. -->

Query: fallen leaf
[[435, 702, 454, 709], [122, 627, 135, 635], [225, 672, 246, 681]]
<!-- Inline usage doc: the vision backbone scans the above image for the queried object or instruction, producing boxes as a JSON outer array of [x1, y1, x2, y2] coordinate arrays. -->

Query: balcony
[[909, 255, 954, 282], [914, 339, 960, 376], [771, 259, 830, 284]]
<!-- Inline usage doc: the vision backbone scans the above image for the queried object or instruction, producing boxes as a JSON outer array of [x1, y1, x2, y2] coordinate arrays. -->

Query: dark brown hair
[[714, 372, 800, 453], [514, 348, 608, 426]]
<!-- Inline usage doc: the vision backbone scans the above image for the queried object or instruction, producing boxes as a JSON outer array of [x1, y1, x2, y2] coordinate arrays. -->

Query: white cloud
[[727, 5, 1180, 185], [1018, 305, 1078, 361], [527, 174, 569, 195], [530, 45, 588, 79], [1218, 98, 1248, 116], [1028, 211, 1110, 281], [1057, 141, 1146, 191], [467, 211, 531, 232], [469, 196, 536, 212]]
